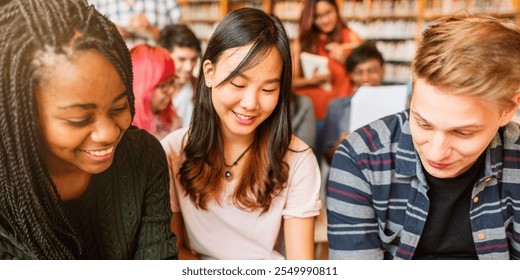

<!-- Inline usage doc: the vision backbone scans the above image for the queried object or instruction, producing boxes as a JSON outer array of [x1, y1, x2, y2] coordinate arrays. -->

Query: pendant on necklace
[[224, 170, 233, 180]]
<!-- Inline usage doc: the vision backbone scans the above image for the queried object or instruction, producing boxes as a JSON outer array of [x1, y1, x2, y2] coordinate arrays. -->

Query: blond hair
[[412, 14, 520, 110]]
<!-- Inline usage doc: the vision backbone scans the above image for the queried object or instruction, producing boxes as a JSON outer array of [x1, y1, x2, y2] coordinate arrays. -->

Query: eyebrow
[[410, 109, 484, 130], [58, 92, 127, 110], [237, 73, 280, 84]]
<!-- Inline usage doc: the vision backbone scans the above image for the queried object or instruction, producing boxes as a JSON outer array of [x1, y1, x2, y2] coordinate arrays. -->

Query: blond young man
[[327, 15, 520, 259]]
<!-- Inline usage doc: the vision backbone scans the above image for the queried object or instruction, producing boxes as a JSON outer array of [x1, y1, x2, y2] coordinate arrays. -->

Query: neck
[[52, 171, 92, 201]]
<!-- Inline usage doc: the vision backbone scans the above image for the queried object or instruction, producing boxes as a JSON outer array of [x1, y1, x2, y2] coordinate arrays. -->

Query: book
[[349, 85, 409, 131], [300, 52, 332, 91]]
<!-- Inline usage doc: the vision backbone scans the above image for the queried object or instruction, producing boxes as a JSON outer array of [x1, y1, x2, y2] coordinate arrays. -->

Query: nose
[[240, 87, 259, 111], [359, 71, 371, 84], [181, 61, 193, 73], [90, 116, 120, 144], [427, 131, 452, 161]]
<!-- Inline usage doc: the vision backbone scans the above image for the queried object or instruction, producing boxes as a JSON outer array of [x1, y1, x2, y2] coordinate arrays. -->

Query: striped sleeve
[[327, 136, 383, 260]]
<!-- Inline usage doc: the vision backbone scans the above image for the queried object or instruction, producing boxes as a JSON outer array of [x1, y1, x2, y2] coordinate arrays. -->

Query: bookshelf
[[178, 0, 273, 50], [340, 0, 520, 83], [178, 0, 520, 83]]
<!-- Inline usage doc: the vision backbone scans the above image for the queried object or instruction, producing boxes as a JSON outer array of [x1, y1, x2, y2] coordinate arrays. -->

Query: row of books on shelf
[[181, 0, 518, 22], [375, 40, 416, 62], [187, 22, 218, 41], [341, 0, 517, 17], [342, 0, 418, 17], [424, 0, 517, 14], [179, 2, 220, 21], [273, 1, 303, 20], [384, 63, 411, 84], [348, 19, 416, 40]]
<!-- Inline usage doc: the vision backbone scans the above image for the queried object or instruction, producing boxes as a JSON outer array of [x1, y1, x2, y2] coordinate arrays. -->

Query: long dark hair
[[298, 0, 346, 53], [0, 0, 133, 259], [179, 7, 293, 212]]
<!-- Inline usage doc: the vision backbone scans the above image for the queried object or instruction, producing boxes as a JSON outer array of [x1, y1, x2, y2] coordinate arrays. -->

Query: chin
[[83, 159, 114, 175], [423, 165, 461, 179]]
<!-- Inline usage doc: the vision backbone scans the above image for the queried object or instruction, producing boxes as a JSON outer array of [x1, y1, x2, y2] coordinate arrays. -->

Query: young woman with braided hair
[[0, 0, 176, 259]]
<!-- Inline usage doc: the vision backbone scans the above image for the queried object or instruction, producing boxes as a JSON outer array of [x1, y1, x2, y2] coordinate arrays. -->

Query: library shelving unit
[[178, 0, 520, 83], [178, 0, 272, 50], [340, 0, 520, 83]]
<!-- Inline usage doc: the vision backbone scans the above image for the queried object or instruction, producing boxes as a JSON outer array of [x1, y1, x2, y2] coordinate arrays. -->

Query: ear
[[202, 59, 215, 87], [499, 92, 520, 126]]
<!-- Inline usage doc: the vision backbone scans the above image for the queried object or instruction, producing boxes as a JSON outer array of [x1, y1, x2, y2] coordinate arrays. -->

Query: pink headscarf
[[130, 44, 176, 136]]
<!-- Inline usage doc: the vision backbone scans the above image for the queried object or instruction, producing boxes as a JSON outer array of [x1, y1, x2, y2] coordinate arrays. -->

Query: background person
[[321, 41, 386, 163], [89, 0, 181, 48], [131, 44, 181, 139], [159, 24, 202, 128], [292, 0, 363, 153]]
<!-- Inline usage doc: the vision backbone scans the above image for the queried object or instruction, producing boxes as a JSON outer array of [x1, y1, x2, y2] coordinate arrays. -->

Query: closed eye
[[66, 117, 92, 126], [230, 81, 245, 88], [111, 103, 129, 114], [262, 88, 277, 93], [417, 122, 432, 129], [453, 130, 474, 137]]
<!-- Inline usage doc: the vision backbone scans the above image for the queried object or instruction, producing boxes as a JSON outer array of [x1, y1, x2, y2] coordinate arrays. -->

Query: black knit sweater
[[0, 127, 177, 259]]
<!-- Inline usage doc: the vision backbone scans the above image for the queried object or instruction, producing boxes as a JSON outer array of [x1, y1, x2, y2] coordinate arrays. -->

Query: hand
[[128, 13, 160, 41], [129, 13, 151, 33], [116, 25, 133, 39], [325, 42, 348, 64]]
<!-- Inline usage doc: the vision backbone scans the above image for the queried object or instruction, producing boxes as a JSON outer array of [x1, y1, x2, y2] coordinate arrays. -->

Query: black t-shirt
[[412, 153, 485, 260]]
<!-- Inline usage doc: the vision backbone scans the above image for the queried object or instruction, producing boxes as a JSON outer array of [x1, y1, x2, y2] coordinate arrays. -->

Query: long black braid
[[0, 0, 134, 259]]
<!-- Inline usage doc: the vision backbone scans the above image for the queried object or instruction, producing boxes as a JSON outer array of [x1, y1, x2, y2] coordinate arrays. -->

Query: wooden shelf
[[422, 11, 520, 21], [177, 0, 520, 83], [344, 14, 418, 21]]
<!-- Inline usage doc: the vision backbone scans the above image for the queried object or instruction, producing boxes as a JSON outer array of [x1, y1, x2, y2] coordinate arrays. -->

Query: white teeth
[[235, 112, 254, 120], [85, 146, 114, 157]]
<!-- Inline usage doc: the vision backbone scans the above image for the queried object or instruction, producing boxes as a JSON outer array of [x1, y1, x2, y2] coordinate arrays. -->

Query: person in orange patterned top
[[292, 0, 363, 151]]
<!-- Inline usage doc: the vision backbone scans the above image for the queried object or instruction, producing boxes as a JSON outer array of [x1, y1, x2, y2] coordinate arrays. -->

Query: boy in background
[[159, 24, 201, 128], [321, 42, 385, 162]]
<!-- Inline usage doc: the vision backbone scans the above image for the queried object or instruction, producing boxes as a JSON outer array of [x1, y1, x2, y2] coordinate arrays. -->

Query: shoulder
[[286, 136, 317, 164], [296, 94, 311, 104], [343, 27, 362, 43], [328, 96, 352, 111], [121, 126, 163, 151], [498, 122, 520, 150], [295, 94, 314, 110], [116, 126, 168, 166], [160, 127, 189, 156], [345, 110, 410, 155], [288, 135, 311, 152]]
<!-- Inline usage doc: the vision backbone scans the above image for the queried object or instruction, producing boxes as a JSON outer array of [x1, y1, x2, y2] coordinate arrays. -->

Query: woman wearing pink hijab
[[131, 44, 181, 139]]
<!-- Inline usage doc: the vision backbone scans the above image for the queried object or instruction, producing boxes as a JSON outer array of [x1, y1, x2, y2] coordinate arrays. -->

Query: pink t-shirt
[[161, 127, 322, 259]]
